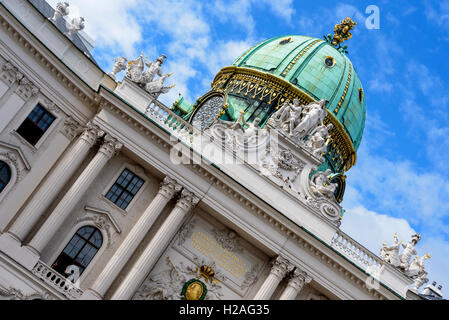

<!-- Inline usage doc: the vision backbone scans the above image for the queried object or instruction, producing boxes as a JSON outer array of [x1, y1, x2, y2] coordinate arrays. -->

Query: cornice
[[0, 6, 97, 113]]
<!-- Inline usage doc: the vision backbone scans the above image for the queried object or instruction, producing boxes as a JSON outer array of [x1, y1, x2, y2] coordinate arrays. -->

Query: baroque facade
[[0, 0, 440, 301]]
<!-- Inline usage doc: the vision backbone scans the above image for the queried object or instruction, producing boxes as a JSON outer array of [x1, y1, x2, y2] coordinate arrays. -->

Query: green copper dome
[[232, 35, 366, 151]]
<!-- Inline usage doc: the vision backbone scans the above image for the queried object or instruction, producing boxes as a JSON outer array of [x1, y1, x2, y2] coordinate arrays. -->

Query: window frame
[[12, 98, 60, 150], [101, 164, 147, 214], [50, 225, 104, 281]]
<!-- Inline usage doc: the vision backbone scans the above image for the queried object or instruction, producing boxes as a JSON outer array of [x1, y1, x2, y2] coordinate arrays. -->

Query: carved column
[[83, 177, 182, 299], [7, 123, 101, 242], [279, 268, 312, 300], [253, 256, 292, 300], [111, 189, 200, 300], [26, 134, 122, 255]]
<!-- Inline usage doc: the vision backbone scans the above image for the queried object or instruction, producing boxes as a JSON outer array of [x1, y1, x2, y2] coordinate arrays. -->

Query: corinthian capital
[[270, 256, 293, 279], [176, 189, 200, 211], [80, 122, 105, 146], [158, 176, 182, 199], [99, 134, 123, 158], [287, 268, 312, 291]]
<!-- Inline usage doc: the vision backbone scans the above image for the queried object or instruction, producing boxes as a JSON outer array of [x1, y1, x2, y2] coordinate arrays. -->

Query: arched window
[[0, 161, 11, 193], [51, 226, 103, 279]]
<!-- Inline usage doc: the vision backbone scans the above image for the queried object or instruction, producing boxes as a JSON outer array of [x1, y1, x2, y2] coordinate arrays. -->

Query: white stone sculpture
[[413, 273, 429, 292], [268, 101, 291, 128], [310, 169, 337, 200], [304, 123, 333, 158], [144, 73, 175, 99], [126, 52, 145, 83], [293, 99, 327, 139], [108, 57, 128, 80], [124, 53, 175, 99], [399, 233, 421, 271], [50, 2, 69, 22], [66, 17, 85, 38], [380, 233, 402, 267], [286, 99, 303, 136], [142, 55, 166, 83], [406, 254, 430, 278]]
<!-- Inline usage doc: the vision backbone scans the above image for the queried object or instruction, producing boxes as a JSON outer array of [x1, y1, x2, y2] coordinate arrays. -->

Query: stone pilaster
[[82, 176, 182, 299], [7, 123, 103, 243], [25, 133, 122, 255], [111, 189, 200, 300]]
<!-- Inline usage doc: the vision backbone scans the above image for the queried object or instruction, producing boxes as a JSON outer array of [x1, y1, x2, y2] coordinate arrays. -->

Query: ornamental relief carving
[[258, 145, 306, 193], [61, 116, 83, 141], [133, 256, 225, 300], [0, 142, 30, 184], [0, 286, 54, 300], [298, 166, 342, 226], [15, 77, 39, 101], [176, 219, 196, 246], [210, 228, 244, 254], [0, 61, 23, 87]]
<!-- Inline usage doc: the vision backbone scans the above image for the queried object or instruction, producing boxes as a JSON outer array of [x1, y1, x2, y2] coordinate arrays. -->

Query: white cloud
[[341, 205, 449, 297]]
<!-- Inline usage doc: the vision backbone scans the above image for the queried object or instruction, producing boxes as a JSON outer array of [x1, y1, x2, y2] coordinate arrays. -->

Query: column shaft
[[26, 135, 122, 254], [8, 124, 101, 242], [111, 189, 199, 300], [279, 268, 312, 300], [86, 177, 181, 298]]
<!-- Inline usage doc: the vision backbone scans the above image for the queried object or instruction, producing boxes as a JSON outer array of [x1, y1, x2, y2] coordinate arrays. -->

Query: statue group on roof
[[108, 53, 175, 99], [380, 233, 431, 291]]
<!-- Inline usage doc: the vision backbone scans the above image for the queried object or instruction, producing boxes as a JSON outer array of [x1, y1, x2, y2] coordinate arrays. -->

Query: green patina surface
[[232, 35, 366, 151]]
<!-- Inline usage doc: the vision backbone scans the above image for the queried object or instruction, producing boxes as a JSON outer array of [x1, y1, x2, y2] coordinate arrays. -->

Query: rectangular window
[[16, 104, 56, 146], [105, 169, 144, 210]]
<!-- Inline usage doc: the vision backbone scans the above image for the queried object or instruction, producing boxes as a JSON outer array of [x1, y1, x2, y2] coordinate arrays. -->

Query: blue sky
[[48, 0, 449, 297]]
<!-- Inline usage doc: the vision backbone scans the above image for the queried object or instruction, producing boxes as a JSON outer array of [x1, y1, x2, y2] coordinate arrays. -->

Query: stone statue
[[142, 55, 166, 83], [50, 2, 69, 22], [287, 99, 303, 136], [144, 73, 175, 99], [126, 52, 145, 83], [380, 233, 402, 267], [67, 17, 85, 38], [406, 254, 430, 278], [399, 233, 421, 271], [413, 272, 429, 292], [268, 101, 291, 128], [310, 169, 337, 200], [305, 123, 333, 158], [108, 57, 128, 80], [293, 99, 327, 139], [407, 254, 430, 291]]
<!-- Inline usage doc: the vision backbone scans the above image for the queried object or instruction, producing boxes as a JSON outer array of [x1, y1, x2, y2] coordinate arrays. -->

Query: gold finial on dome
[[324, 17, 357, 53], [331, 17, 357, 47]]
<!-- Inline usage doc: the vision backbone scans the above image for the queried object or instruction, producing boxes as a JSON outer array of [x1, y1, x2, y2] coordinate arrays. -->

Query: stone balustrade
[[31, 261, 83, 300], [145, 100, 195, 144], [331, 231, 382, 272]]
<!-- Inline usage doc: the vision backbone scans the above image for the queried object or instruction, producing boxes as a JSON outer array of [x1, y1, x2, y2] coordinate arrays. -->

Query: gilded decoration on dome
[[324, 17, 357, 52]]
